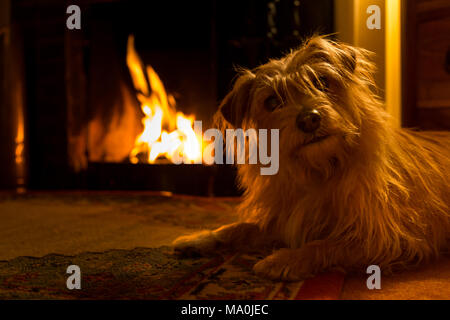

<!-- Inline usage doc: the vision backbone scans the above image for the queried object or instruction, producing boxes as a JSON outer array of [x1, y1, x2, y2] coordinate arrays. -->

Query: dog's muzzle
[[296, 109, 321, 133]]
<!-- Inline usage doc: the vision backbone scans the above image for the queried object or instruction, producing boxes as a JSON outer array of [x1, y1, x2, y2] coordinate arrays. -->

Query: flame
[[127, 35, 202, 164]]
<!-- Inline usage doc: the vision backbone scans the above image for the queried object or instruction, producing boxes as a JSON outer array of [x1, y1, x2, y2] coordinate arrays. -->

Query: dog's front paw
[[173, 230, 219, 257], [253, 249, 314, 281]]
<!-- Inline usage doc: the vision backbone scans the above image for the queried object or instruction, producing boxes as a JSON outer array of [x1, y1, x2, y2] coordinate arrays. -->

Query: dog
[[173, 36, 450, 281]]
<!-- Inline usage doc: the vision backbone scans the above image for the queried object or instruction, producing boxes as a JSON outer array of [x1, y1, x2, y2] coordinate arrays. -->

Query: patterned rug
[[0, 246, 344, 300]]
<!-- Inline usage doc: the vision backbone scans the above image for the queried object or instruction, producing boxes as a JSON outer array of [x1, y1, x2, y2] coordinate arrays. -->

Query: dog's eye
[[312, 76, 329, 92], [264, 95, 281, 112]]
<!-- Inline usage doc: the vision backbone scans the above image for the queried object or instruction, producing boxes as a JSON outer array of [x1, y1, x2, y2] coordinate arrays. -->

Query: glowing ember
[[127, 35, 202, 164]]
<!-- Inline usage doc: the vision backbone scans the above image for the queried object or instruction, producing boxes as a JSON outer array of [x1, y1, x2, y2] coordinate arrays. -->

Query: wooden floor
[[341, 257, 450, 299]]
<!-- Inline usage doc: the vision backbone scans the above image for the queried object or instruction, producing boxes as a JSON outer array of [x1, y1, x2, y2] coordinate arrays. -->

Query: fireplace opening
[[83, 2, 217, 167]]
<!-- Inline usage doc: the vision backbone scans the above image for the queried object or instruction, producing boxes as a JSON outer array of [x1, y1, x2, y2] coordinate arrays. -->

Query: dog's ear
[[219, 72, 255, 128]]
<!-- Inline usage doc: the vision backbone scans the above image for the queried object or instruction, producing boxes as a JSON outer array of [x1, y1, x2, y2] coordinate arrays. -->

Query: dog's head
[[217, 36, 386, 177]]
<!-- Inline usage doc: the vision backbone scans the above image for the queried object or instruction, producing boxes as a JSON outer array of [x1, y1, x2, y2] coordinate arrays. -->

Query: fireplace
[[1, 0, 334, 195]]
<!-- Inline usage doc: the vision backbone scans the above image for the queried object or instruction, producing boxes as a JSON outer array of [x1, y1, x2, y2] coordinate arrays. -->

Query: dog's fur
[[173, 36, 450, 281]]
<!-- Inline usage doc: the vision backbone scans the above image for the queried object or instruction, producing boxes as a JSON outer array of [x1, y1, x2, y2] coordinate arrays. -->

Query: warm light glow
[[335, 0, 402, 124], [385, 0, 402, 127], [15, 107, 25, 166], [127, 35, 203, 164]]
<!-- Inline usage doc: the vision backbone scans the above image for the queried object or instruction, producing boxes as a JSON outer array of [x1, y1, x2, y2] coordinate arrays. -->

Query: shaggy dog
[[173, 36, 450, 281]]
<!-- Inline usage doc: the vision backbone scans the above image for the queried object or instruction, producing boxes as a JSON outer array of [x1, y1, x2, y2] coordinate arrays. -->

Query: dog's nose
[[296, 109, 321, 133]]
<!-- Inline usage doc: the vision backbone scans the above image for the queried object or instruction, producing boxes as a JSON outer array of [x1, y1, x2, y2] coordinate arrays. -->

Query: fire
[[127, 35, 202, 164]]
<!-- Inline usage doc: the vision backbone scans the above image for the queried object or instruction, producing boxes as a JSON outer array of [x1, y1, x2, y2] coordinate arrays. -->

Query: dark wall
[[216, 0, 334, 98], [0, 32, 16, 189], [402, 0, 450, 130]]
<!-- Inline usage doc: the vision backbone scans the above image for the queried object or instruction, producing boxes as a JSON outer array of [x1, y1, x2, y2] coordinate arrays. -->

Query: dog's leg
[[253, 240, 358, 281], [173, 222, 271, 257]]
